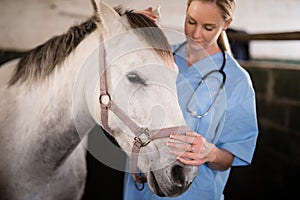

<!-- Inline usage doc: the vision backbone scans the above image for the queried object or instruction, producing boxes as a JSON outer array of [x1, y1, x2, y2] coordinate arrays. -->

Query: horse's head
[[86, 1, 198, 197]]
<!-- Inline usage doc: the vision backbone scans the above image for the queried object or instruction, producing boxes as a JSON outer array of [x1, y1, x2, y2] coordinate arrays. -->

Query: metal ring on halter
[[134, 181, 145, 191], [134, 174, 147, 191], [99, 93, 111, 107]]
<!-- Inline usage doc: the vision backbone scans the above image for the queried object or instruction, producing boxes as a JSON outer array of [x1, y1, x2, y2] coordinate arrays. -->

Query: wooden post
[[227, 31, 300, 41]]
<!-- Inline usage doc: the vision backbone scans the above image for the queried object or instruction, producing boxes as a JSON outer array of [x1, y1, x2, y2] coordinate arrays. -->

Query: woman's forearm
[[207, 147, 234, 171]]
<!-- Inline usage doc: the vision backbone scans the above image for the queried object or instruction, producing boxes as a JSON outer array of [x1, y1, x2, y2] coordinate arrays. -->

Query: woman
[[124, 0, 259, 199]]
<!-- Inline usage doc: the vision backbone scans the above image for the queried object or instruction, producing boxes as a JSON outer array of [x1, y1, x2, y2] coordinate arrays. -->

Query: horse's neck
[[21, 31, 101, 134], [71, 30, 103, 132], [4, 31, 101, 170]]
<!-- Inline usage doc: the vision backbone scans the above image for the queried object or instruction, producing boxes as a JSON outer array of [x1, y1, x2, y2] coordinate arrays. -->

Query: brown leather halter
[[98, 36, 189, 190]]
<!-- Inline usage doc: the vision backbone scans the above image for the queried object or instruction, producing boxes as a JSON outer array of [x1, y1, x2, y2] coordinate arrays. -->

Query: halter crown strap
[[98, 36, 144, 135]]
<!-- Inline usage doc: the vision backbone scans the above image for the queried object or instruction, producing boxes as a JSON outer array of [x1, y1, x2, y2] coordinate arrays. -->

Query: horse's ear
[[91, 0, 121, 35], [91, 0, 100, 17]]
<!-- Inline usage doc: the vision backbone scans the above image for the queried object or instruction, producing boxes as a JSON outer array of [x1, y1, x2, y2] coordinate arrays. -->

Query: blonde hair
[[187, 0, 236, 53]]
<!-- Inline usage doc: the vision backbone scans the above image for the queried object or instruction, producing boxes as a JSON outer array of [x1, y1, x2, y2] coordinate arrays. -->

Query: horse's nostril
[[171, 165, 185, 187]]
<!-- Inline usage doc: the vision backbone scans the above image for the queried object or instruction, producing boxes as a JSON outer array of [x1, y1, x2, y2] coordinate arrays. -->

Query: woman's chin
[[187, 41, 205, 52]]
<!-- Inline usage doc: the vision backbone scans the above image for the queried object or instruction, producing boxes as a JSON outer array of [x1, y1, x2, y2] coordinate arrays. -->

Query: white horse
[[0, 1, 197, 199]]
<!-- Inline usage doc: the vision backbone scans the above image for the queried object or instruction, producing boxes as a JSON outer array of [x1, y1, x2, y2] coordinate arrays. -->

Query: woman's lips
[[188, 39, 203, 49]]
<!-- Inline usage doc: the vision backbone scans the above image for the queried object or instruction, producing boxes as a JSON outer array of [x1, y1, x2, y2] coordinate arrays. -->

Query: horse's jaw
[[110, 126, 198, 197], [146, 162, 198, 197], [132, 139, 198, 197]]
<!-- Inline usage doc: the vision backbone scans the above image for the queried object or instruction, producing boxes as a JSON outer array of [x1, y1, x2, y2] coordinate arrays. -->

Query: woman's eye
[[188, 19, 196, 25], [204, 25, 214, 31], [126, 73, 146, 85]]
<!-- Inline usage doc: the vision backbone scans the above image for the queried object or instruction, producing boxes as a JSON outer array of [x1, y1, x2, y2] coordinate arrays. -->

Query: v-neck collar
[[174, 43, 225, 78]]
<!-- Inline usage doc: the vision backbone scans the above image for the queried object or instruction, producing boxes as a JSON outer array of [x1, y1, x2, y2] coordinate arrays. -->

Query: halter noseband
[[98, 36, 189, 190]]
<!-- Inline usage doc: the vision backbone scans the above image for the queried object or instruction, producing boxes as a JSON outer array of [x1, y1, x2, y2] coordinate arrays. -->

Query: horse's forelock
[[121, 9, 174, 65]]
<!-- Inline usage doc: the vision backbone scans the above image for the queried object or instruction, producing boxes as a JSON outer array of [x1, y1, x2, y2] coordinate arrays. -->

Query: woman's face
[[185, 1, 231, 52]]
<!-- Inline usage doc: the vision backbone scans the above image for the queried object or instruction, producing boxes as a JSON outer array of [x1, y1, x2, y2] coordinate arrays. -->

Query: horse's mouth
[[149, 171, 165, 197], [148, 166, 195, 197]]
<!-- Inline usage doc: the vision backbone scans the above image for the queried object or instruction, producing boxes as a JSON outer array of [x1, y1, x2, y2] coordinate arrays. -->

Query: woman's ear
[[224, 18, 233, 30]]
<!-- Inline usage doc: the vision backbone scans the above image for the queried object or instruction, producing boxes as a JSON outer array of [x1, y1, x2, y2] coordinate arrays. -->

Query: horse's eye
[[126, 73, 146, 85]]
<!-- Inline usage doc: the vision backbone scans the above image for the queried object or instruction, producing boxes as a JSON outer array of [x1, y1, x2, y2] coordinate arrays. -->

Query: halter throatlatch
[[98, 36, 189, 190]]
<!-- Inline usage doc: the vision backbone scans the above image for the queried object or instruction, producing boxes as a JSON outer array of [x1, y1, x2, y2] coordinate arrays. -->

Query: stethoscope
[[173, 41, 226, 119]]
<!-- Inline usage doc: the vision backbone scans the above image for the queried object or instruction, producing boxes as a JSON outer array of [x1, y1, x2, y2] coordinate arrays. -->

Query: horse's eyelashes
[[126, 73, 146, 85]]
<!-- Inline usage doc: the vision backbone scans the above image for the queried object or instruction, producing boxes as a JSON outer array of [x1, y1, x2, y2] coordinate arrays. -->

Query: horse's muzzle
[[147, 163, 197, 197]]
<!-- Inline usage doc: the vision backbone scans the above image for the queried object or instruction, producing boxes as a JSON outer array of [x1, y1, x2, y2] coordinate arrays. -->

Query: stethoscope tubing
[[173, 41, 226, 118]]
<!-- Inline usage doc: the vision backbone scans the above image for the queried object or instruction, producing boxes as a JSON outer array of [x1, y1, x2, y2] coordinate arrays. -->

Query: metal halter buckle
[[134, 128, 151, 148]]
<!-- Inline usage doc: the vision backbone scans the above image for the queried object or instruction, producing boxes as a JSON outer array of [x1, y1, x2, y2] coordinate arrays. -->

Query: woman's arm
[[206, 146, 234, 171]]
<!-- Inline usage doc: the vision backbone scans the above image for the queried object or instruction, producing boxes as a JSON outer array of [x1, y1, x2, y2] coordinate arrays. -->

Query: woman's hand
[[134, 7, 159, 22], [167, 131, 216, 166], [167, 131, 234, 170]]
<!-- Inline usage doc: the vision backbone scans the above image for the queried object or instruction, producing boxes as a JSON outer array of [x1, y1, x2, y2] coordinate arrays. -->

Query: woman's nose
[[192, 27, 202, 39]]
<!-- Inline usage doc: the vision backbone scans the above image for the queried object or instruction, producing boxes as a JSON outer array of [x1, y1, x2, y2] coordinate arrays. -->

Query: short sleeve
[[217, 82, 259, 166]]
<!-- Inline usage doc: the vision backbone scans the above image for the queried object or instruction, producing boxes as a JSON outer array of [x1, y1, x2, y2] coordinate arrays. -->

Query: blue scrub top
[[123, 42, 259, 200]]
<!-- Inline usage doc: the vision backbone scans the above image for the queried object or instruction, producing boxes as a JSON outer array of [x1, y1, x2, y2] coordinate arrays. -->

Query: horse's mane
[[8, 7, 173, 86]]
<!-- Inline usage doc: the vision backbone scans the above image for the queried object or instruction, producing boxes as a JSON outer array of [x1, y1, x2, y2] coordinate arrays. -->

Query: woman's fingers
[[168, 131, 216, 165], [167, 140, 201, 152], [170, 131, 203, 145], [134, 7, 158, 21], [177, 156, 206, 166], [167, 141, 191, 151], [169, 150, 207, 166]]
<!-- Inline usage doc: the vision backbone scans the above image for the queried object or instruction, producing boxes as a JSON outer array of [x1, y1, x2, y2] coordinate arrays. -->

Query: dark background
[[81, 125, 300, 200]]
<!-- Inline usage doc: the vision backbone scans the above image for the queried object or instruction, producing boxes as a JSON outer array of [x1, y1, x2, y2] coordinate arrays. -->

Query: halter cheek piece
[[98, 36, 189, 190]]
